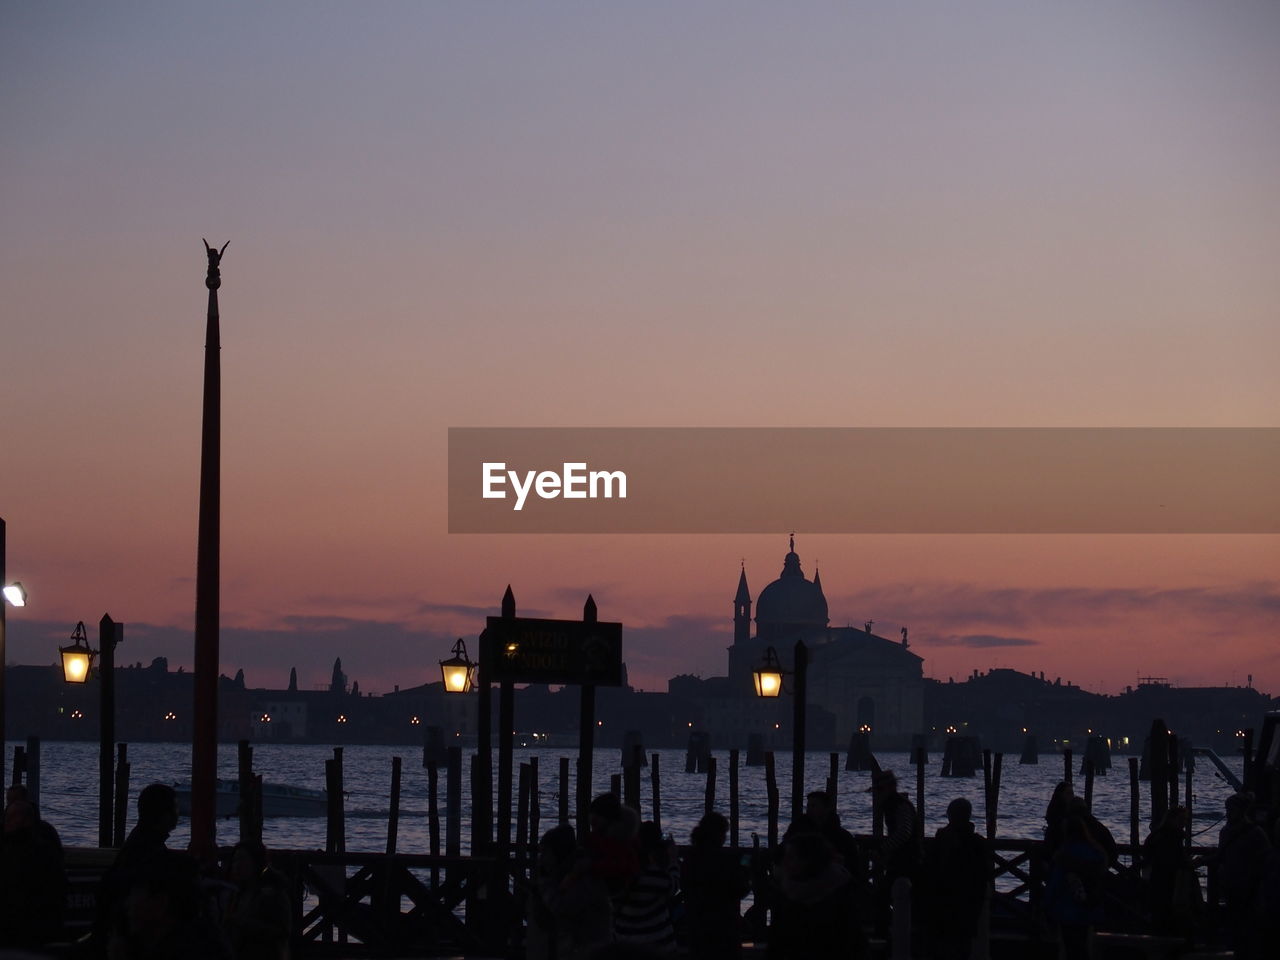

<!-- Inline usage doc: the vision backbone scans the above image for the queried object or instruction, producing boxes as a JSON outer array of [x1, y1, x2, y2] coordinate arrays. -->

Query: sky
[[2, 1, 1277, 699]]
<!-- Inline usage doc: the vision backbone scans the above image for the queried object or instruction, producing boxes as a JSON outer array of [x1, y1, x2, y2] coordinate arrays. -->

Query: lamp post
[[1, 516, 30, 788], [441, 635, 490, 850], [753, 640, 808, 822], [60, 616, 122, 846]]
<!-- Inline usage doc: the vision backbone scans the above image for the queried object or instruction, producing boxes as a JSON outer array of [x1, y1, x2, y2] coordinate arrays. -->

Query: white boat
[[173, 778, 328, 819]]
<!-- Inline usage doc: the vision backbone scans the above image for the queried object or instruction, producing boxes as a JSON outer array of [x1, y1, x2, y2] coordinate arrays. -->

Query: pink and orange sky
[[3, 3, 1277, 698]]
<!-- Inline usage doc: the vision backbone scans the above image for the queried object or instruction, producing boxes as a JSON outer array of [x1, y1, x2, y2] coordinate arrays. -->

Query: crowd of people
[[0, 782, 290, 959], [527, 775, 964, 959], [2, 773, 1278, 958], [528, 774, 1280, 960]]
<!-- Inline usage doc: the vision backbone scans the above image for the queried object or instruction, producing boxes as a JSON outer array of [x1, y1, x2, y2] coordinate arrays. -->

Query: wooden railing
[[63, 836, 1227, 958], [274, 850, 518, 957]]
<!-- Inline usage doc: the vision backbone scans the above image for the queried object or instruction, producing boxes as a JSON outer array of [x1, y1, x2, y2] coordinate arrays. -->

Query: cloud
[[415, 600, 502, 618], [824, 580, 1280, 637], [4, 617, 457, 694], [618, 614, 732, 689], [927, 633, 1038, 648], [546, 584, 619, 612], [279, 614, 365, 631]]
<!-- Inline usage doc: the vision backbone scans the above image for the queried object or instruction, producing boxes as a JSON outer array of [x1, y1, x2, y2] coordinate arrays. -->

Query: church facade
[[720, 537, 926, 750]]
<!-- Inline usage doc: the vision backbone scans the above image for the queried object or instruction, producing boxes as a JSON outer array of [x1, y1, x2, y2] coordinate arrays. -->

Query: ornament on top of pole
[[203, 239, 229, 289]]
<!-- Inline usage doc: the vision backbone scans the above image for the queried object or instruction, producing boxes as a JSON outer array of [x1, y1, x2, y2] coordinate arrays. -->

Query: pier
[[17, 711, 1271, 959]]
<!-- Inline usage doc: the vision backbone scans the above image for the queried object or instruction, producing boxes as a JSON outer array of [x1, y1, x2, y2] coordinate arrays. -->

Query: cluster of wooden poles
[[236, 726, 1203, 861]]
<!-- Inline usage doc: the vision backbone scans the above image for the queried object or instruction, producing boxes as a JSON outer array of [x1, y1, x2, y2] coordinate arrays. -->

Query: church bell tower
[[734, 565, 752, 645]]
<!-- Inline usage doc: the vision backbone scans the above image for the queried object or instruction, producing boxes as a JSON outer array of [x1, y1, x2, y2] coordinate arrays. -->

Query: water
[[17, 741, 1242, 852]]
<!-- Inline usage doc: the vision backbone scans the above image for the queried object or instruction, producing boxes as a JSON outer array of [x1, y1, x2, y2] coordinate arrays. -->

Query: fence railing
[[261, 836, 1225, 958]]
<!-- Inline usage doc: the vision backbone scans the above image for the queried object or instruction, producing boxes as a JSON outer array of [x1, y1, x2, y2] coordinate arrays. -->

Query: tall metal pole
[[98, 614, 119, 847], [791, 640, 808, 822], [1, 517, 7, 789], [191, 240, 227, 860]]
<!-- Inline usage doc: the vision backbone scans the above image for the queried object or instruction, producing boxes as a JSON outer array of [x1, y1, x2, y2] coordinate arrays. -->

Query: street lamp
[[440, 638, 476, 693], [57, 614, 122, 847], [752, 640, 808, 822], [2, 515, 30, 788], [60, 622, 95, 684]]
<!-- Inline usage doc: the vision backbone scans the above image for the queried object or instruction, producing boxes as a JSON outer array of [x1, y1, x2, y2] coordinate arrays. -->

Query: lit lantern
[[440, 638, 475, 693], [752, 646, 785, 698], [60, 621, 95, 684]]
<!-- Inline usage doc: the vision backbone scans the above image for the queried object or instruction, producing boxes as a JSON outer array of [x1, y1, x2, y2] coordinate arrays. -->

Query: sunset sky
[[3, 2, 1277, 699]]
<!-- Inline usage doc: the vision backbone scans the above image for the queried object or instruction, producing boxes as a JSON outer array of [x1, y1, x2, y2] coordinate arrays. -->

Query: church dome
[[755, 537, 828, 640]]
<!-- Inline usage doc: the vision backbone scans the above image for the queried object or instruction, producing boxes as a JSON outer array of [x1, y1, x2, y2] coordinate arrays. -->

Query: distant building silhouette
[[721, 535, 921, 752]]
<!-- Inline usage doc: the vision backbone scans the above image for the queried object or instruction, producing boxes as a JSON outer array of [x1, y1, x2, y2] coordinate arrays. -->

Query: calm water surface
[[15, 741, 1242, 853]]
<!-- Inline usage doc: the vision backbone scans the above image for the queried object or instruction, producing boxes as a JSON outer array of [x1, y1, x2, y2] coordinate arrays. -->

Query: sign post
[[478, 593, 623, 841]]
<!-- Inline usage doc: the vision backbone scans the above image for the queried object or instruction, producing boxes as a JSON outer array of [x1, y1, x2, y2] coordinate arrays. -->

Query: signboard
[[481, 616, 623, 686]]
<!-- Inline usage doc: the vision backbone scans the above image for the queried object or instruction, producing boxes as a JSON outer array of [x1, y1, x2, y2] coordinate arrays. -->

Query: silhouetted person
[[1068, 796, 1118, 867], [118, 849, 230, 959], [1253, 819, 1280, 959], [867, 770, 920, 939], [924, 798, 989, 960], [0, 797, 66, 948], [1142, 806, 1197, 938], [682, 812, 748, 960], [94, 783, 184, 956], [1041, 781, 1074, 859], [613, 821, 679, 952], [1196, 792, 1270, 959], [3, 783, 61, 852], [804, 790, 862, 883], [587, 792, 641, 898], [527, 824, 612, 960], [1045, 816, 1107, 960], [222, 840, 290, 960], [768, 829, 862, 959]]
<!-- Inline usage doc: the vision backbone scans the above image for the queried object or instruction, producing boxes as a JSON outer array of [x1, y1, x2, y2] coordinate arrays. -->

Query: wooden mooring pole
[[385, 756, 402, 855], [651, 752, 662, 832], [516, 762, 531, 861], [729, 748, 740, 848], [1128, 756, 1140, 861], [529, 755, 540, 851], [765, 751, 779, 849], [445, 746, 461, 857], [113, 743, 129, 847], [559, 757, 570, 826], [914, 746, 926, 831], [577, 596, 599, 834]]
